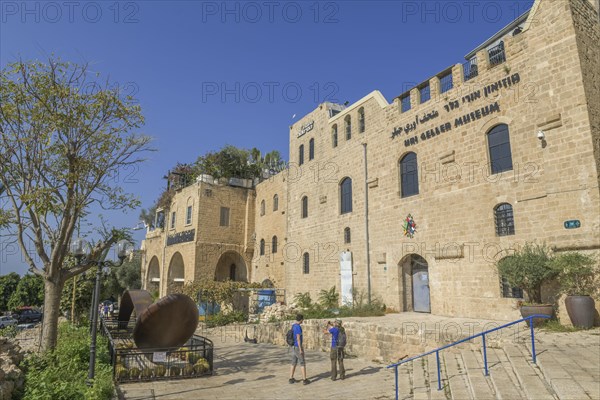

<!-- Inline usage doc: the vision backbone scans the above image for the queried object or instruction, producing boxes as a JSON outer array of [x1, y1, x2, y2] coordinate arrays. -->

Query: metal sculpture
[[118, 290, 199, 350]]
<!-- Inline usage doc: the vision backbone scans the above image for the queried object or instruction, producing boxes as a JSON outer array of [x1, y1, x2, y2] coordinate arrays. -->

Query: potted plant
[[550, 252, 598, 329], [497, 243, 557, 325]]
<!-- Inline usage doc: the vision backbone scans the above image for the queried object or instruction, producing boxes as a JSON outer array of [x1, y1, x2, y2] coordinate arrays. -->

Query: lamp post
[[70, 238, 134, 386]]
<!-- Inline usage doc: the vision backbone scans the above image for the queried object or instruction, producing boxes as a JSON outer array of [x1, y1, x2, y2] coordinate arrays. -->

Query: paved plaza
[[119, 315, 600, 400]]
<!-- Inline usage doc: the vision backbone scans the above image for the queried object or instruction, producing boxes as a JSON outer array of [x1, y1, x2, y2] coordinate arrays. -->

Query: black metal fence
[[101, 317, 214, 383]]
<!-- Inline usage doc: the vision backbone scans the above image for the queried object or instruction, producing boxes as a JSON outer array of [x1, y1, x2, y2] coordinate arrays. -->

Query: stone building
[[143, 0, 599, 321]]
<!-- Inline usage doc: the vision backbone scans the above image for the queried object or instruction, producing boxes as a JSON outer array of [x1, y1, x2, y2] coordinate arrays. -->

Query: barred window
[[340, 177, 352, 214], [299, 144, 304, 165], [309, 138, 315, 160], [186, 206, 193, 225], [220, 207, 230, 226], [301, 196, 308, 218], [303, 252, 310, 274], [332, 125, 338, 148], [501, 277, 523, 299], [401, 94, 411, 112], [439, 72, 453, 93], [399, 152, 419, 197], [273, 194, 279, 211], [344, 227, 351, 244], [419, 84, 430, 103], [358, 107, 365, 133], [272, 236, 278, 253], [488, 124, 513, 174], [494, 203, 515, 236], [260, 239, 265, 256], [170, 212, 176, 229], [345, 115, 352, 140]]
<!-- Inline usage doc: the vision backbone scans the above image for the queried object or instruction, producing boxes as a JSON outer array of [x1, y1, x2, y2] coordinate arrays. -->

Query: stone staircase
[[393, 342, 599, 400]]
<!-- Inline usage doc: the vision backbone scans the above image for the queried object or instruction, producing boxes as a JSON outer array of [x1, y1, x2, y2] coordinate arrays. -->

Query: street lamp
[[70, 237, 134, 386]]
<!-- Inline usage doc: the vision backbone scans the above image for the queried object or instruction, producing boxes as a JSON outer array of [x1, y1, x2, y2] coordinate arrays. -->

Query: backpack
[[286, 325, 295, 346], [337, 329, 347, 348]]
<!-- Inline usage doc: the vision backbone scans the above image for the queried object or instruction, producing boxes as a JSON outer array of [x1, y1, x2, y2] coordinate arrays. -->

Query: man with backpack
[[324, 319, 346, 380], [288, 314, 310, 385]]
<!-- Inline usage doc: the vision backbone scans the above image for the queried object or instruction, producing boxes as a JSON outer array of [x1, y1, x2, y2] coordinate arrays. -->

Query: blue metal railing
[[386, 314, 551, 400]]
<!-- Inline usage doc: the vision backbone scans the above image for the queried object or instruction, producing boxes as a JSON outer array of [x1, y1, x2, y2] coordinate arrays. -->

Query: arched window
[[229, 264, 236, 281], [309, 138, 315, 160], [344, 227, 351, 244], [332, 125, 338, 148], [345, 115, 352, 140], [260, 200, 265, 216], [488, 124, 513, 174], [299, 144, 304, 165], [494, 203, 515, 236], [260, 239, 265, 256], [340, 177, 353, 214], [399, 152, 419, 197], [301, 196, 308, 218], [358, 107, 365, 133], [303, 252, 310, 274], [273, 194, 279, 211], [272, 236, 278, 253]]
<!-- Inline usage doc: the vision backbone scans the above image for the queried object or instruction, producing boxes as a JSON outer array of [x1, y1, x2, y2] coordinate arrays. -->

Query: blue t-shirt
[[329, 327, 339, 348], [292, 323, 302, 347]]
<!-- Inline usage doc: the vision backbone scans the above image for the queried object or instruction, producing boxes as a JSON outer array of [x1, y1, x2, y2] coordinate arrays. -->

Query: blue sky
[[0, 0, 533, 275]]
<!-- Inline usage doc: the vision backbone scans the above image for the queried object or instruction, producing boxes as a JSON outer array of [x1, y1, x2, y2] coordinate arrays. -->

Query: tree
[[102, 251, 142, 299], [0, 59, 152, 350], [0, 272, 21, 311], [7, 273, 44, 310]]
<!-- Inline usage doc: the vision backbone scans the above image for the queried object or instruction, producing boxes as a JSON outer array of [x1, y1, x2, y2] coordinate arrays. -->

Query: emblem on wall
[[403, 214, 417, 238]]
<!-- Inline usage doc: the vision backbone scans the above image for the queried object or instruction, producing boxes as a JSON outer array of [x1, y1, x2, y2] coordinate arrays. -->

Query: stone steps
[[393, 343, 568, 400]]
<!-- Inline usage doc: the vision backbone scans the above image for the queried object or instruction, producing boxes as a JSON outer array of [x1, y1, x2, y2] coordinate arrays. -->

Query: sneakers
[[303, 379, 310, 385], [289, 378, 295, 384]]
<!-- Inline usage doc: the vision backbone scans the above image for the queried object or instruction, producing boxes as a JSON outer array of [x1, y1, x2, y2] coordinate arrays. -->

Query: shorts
[[290, 346, 305, 366]]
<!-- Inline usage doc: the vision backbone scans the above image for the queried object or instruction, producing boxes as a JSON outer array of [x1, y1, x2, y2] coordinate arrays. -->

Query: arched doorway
[[399, 254, 430, 313], [167, 252, 185, 294], [146, 256, 160, 294], [215, 251, 248, 282]]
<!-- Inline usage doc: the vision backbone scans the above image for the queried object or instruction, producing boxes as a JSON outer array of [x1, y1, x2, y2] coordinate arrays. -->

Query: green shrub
[[205, 311, 247, 328], [169, 366, 181, 377], [0, 325, 18, 338], [550, 252, 599, 296], [140, 367, 153, 379], [182, 365, 194, 376], [154, 365, 166, 377], [293, 292, 312, 309], [21, 322, 114, 400], [318, 286, 339, 309]]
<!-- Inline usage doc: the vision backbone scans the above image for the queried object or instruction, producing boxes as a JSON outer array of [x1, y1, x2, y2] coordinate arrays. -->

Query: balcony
[[488, 42, 506, 67]]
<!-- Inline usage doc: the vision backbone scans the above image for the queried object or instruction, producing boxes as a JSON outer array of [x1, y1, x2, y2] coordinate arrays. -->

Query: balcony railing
[[488, 42, 506, 67], [463, 59, 479, 81]]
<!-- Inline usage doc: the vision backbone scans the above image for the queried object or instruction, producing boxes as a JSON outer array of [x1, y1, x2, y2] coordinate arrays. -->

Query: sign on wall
[[339, 251, 353, 306]]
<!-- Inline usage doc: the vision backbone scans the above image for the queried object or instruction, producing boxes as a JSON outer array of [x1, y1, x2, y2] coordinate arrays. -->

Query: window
[[488, 124, 513, 174], [401, 94, 411, 112], [170, 211, 176, 229], [419, 84, 430, 103], [299, 144, 304, 165], [400, 152, 419, 197], [229, 264, 236, 281], [345, 115, 351, 140], [501, 277, 523, 298], [260, 239, 265, 256], [340, 177, 353, 214], [309, 138, 315, 160], [301, 196, 308, 218], [439, 72, 453, 93], [186, 205, 193, 225], [220, 207, 230, 226], [260, 200, 265, 216], [303, 252, 310, 274], [272, 236, 278, 253], [358, 108, 365, 133], [273, 194, 279, 211], [332, 125, 338, 148], [344, 227, 351, 244], [494, 203, 515, 236]]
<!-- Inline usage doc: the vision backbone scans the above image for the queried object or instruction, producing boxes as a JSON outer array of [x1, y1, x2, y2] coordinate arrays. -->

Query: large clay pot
[[520, 304, 554, 327], [565, 295, 596, 329]]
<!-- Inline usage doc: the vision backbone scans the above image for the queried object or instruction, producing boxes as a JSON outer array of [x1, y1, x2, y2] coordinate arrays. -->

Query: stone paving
[[119, 315, 600, 400]]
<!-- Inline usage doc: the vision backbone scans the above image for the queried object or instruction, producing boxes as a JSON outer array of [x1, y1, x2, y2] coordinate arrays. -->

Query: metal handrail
[[386, 314, 551, 400]]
